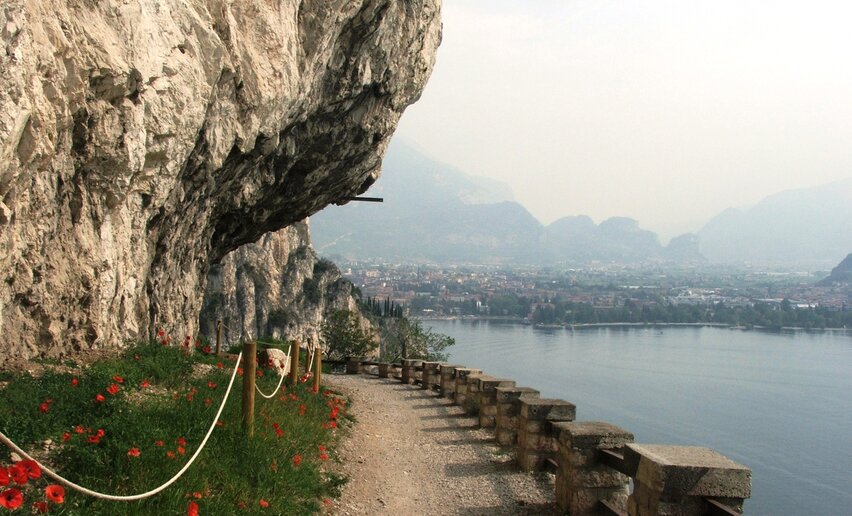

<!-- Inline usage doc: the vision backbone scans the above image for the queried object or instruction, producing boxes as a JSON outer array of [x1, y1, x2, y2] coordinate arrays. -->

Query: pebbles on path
[[324, 375, 559, 515]]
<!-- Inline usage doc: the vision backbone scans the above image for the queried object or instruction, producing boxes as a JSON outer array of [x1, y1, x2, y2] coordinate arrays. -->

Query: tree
[[321, 310, 378, 360], [378, 319, 454, 362]]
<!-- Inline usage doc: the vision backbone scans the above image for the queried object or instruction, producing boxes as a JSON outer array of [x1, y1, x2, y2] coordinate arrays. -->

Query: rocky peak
[[0, 0, 440, 362]]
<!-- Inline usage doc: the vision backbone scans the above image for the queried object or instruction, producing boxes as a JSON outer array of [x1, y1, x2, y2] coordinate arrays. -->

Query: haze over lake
[[426, 321, 852, 516]]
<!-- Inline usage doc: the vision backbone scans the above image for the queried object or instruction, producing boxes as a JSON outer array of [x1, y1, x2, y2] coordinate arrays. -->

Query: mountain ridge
[[312, 140, 700, 264]]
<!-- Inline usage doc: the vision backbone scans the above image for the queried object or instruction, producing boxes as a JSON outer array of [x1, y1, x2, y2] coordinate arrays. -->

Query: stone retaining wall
[[350, 358, 752, 515]]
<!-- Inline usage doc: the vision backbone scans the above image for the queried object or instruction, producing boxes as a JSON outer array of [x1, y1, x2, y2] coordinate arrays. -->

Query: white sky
[[395, 0, 852, 240]]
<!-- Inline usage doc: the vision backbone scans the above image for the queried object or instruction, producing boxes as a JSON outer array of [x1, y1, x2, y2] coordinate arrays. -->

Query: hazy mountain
[[817, 254, 852, 286], [698, 178, 852, 266], [311, 140, 699, 264]]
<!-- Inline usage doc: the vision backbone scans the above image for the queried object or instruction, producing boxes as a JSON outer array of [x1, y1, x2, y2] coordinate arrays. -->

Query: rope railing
[[0, 352, 243, 502], [253, 342, 290, 399]]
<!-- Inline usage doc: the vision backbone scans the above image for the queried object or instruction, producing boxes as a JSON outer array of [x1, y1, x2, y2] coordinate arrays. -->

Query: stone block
[[494, 386, 540, 404], [519, 398, 577, 422], [479, 415, 496, 428], [495, 428, 517, 447], [555, 421, 634, 450], [625, 444, 752, 500], [345, 356, 366, 374], [377, 362, 390, 378]]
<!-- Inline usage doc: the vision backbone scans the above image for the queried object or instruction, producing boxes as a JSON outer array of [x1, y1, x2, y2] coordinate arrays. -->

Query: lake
[[423, 320, 852, 516]]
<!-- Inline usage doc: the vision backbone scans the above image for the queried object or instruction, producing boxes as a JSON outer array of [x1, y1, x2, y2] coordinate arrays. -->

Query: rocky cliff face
[[0, 0, 440, 362], [199, 220, 360, 347]]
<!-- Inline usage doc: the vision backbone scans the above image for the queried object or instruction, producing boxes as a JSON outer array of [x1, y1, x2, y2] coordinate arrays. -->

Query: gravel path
[[324, 374, 559, 515]]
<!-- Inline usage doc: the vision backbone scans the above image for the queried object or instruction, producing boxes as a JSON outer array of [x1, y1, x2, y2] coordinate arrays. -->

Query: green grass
[[0, 342, 350, 514]]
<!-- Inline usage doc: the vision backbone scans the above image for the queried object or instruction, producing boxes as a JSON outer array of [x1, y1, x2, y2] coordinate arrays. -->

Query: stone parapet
[[477, 377, 517, 428], [516, 398, 576, 471], [377, 362, 391, 378], [401, 359, 421, 384], [553, 421, 634, 515], [421, 361, 441, 390], [625, 444, 751, 516], [452, 368, 482, 407], [438, 365, 463, 398], [494, 386, 540, 447], [461, 372, 487, 414], [346, 356, 366, 374]]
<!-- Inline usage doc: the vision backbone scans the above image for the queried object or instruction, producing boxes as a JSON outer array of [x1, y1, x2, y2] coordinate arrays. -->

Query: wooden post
[[313, 348, 322, 392], [241, 341, 257, 436], [305, 347, 313, 376], [289, 340, 301, 387], [215, 320, 222, 356]]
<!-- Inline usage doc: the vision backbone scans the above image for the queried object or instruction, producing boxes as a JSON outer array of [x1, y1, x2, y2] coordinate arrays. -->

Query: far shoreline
[[413, 316, 851, 334]]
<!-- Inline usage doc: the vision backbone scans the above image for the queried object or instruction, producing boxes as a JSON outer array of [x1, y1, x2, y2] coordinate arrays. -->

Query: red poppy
[[0, 469, 8, 487], [157, 328, 165, 337], [95, 429, 105, 438], [259, 499, 269, 508], [39, 402, 50, 413], [207, 381, 216, 389], [204, 398, 212, 407], [140, 379, 151, 388], [127, 448, 140, 458], [8, 464, 27, 485], [275, 428, 284, 438], [32, 500, 48, 513], [112, 375, 124, 384], [319, 444, 326, 451], [323, 499, 332, 506], [191, 492, 202, 499], [95, 393, 105, 403], [71, 378, 78, 387], [298, 404, 307, 416], [319, 453, 329, 461], [107, 383, 120, 395], [166, 451, 175, 459], [202, 345, 211, 354], [45, 484, 64, 504], [216, 362, 224, 369], [154, 440, 164, 447], [74, 425, 85, 434], [256, 369, 263, 378], [177, 437, 187, 447], [19, 460, 41, 480], [237, 367, 243, 376], [0, 488, 23, 509], [292, 454, 302, 466], [177, 446, 186, 455], [328, 421, 337, 429], [87, 435, 100, 444], [62, 432, 71, 442]]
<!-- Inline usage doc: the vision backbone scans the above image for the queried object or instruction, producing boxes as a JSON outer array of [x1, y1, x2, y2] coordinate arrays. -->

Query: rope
[[0, 352, 243, 502], [254, 344, 290, 399]]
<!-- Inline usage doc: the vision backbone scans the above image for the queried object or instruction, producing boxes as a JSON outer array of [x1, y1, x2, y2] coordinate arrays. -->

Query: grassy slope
[[0, 342, 349, 515]]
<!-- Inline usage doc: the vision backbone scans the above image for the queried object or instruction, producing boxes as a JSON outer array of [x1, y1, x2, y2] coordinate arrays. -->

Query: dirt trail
[[324, 375, 559, 515]]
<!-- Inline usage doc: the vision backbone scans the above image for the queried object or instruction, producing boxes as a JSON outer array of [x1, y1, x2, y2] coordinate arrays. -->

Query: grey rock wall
[[199, 220, 362, 348], [0, 0, 440, 362]]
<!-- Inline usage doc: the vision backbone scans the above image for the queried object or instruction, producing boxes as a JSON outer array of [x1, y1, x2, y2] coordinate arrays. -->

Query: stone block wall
[[345, 357, 752, 515], [553, 421, 633, 515], [516, 398, 576, 472], [477, 377, 516, 428], [494, 386, 540, 447]]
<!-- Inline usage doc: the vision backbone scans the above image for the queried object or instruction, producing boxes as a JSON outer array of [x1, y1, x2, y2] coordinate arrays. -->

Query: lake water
[[423, 320, 852, 516]]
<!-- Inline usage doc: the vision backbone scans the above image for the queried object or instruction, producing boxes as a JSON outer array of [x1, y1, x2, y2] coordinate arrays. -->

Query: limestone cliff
[[0, 0, 440, 362], [199, 220, 360, 347]]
